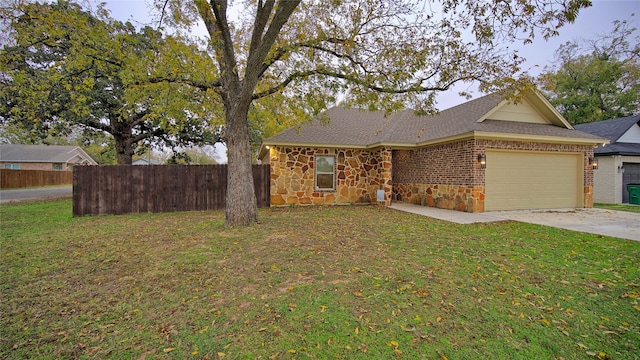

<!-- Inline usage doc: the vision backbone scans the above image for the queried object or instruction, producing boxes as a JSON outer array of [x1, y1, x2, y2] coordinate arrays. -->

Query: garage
[[485, 150, 583, 211], [622, 162, 640, 203]]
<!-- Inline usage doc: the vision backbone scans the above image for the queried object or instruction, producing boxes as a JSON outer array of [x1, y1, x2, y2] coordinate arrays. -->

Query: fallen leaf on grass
[[163, 348, 175, 353]]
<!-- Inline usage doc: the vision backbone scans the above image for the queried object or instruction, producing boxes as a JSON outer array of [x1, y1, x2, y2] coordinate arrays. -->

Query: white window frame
[[315, 155, 335, 191]]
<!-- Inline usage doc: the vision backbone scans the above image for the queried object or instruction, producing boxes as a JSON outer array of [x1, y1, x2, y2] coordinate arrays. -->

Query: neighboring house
[[0, 144, 97, 170], [132, 158, 163, 165], [575, 115, 640, 204], [259, 90, 607, 213]]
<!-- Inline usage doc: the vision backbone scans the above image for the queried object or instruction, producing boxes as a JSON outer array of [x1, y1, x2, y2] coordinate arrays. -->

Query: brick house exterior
[[392, 140, 595, 212], [260, 91, 605, 213]]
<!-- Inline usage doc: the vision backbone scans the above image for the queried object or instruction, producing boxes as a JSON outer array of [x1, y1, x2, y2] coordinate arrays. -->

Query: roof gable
[[574, 115, 640, 143], [478, 91, 572, 128], [618, 120, 640, 144], [0, 144, 97, 164], [484, 98, 549, 124]]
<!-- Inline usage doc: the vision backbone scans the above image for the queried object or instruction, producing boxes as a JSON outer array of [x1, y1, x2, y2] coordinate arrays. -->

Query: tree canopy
[[2, 0, 592, 225], [0, 0, 222, 164], [538, 17, 640, 124]]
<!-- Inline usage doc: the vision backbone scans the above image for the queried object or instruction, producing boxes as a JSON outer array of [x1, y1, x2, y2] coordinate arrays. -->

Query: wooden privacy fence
[[1, 169, 73, 189], [73, 165, 270, 216]]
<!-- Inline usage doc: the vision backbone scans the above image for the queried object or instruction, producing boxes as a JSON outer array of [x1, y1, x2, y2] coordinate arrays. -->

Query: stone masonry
[[269, 146, 393, 206]]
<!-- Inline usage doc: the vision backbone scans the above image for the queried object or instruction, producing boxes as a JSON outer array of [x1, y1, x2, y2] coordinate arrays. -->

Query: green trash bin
[[627, 184, 640, 205]]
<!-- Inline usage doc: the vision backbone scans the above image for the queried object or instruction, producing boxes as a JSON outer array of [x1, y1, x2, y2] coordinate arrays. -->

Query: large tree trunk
[[113, 134, 134, 165], [224, 101, 258, 226], [110, 116, 134, 165]]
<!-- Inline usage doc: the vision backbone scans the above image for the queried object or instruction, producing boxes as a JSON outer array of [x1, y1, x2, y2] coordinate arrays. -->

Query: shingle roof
[[574, 115, 640, 142], [575, 115, 640, 156], [265, 92, 604, 149], [267, 107, 393, 146], [0, 144, 94, 163]]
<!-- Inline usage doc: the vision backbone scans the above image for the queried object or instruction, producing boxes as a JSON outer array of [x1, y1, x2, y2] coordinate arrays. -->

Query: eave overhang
[[259, 132, 608, 159]]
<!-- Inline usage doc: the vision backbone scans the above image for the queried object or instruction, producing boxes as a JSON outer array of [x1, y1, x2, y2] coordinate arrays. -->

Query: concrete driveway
[[389, 203, 640, 242], [490, 208, 640, 242]]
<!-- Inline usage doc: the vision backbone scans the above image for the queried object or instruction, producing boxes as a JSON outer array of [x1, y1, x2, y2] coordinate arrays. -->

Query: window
[[4, 164, 20, 170], [315, 156, 335, 190], [53, 163, 63, 170]]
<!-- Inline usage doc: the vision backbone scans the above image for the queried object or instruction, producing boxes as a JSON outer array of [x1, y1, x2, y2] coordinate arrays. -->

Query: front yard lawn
[[1, 200, 639, 359]]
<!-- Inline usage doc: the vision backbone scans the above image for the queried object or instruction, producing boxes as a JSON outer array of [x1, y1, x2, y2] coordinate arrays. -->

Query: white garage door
[[485, 151, 583, 211]]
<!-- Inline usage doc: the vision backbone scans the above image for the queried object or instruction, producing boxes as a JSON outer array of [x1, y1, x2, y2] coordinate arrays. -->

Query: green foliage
[[0, 0, 222, 163], [79, 133, 118, 165], [1, 202, 639, 358], [538, 18, 640, 124], [156, 0, 593, 225], [595, 203, 640, 214]]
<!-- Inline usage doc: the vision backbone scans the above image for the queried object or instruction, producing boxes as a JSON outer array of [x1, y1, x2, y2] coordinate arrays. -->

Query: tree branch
[[133, 76, 221, 92], [258, 36, 348, 78], [253, 68, 481, 100], [244, 0, 300, 91]]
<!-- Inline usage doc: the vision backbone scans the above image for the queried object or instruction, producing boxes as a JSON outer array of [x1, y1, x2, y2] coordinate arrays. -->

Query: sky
[[98, 0, 640, 161]]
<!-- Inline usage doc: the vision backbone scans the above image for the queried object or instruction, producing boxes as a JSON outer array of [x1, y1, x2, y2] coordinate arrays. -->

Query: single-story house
[[259, 90, 608, 213], [0, 144, 97, 170], [132, 158, 163, 165], [575, 115, 640, 204]]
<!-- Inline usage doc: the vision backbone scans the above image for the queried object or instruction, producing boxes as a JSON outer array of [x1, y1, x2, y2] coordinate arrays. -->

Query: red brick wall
[[392, 138, 595, 212], [1, 162, 67, 171], [392, 139, 480, 185]]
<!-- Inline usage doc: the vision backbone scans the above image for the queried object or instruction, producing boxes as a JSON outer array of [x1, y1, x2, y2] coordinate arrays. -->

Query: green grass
[[594, 203, 640, 213], [1, 201, 639, 359]]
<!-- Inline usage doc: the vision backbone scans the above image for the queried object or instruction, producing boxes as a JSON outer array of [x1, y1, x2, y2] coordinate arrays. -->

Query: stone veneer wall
[[269, 146, 393, 206], [392, 139, 595, 212]]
